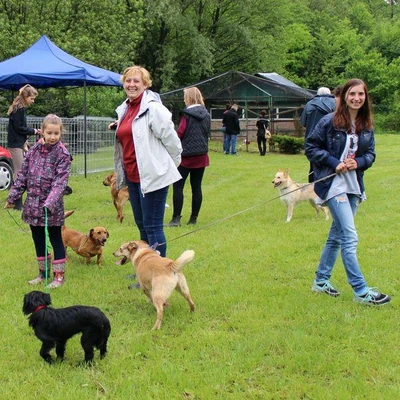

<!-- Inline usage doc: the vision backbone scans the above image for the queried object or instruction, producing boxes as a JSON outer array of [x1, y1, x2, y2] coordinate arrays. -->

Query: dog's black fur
[[23, 291, 111, 364]]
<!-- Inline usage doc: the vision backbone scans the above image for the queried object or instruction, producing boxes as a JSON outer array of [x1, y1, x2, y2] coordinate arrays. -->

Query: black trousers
[[30, 225, 65, 260], [172, 166, 206, 217], [257, 136, 266, 155]]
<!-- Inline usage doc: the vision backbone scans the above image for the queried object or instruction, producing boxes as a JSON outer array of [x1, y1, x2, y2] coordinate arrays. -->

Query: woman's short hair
[[121, 65, 152, 88]]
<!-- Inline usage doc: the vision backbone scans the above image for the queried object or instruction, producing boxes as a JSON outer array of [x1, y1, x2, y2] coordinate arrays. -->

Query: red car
[[0, 146, 14, 190]]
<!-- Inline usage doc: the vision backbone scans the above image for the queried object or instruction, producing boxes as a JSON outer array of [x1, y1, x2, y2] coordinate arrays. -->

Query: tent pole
[[84, 82, 87, 178]]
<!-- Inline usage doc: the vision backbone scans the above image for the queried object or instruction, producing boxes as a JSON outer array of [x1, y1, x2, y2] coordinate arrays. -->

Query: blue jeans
[[315, 193, 367, 295], [225, 134, 237, 154], [127, 181, 168, 257]]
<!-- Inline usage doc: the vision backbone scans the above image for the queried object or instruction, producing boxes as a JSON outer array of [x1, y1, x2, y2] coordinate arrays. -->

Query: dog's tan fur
[[103, 172, 129, 223], [113, 240, 195, 330], [62, 210, 109, 266], [272, 168, 329, 222]]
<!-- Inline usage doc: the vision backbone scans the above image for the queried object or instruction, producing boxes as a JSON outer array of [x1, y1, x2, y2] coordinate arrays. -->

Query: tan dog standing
[[113, 240, 195, 330], [272, 168, 329, 222], [62, 211, 109, 266], [103, 172, 129, 223]]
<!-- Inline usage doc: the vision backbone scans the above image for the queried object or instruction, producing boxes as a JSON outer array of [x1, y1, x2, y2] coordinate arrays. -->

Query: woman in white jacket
[[112, 65, 182, 256]]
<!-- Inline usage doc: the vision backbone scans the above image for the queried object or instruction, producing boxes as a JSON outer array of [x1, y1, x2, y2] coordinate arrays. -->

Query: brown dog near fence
[[103, 172, 129, 223]]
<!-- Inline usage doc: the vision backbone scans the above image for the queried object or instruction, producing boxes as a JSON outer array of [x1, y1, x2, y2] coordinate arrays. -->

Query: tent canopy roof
[[0, 35, 122, 90], [161, 71, 313, 104]]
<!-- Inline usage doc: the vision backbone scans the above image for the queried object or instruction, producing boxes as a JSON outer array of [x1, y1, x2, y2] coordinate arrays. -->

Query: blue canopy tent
[[0, 35, 122, 176]]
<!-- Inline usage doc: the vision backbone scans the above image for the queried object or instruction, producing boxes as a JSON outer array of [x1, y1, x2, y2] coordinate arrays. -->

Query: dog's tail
[[171, 250, 195, 273], [64, 210, 75, 219]]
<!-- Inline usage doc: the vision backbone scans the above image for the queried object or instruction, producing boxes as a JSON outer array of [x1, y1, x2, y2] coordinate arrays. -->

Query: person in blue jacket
[[301, 87, 336, 182], [305, 78, 391, 306]]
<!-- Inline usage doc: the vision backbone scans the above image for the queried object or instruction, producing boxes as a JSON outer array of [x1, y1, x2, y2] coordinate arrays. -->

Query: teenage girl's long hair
[[333, 78, 373, 134], [7, 84, 38, 115]]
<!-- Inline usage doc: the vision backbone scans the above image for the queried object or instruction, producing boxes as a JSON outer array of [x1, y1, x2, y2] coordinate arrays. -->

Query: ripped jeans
[[315, 193, 368, 295]]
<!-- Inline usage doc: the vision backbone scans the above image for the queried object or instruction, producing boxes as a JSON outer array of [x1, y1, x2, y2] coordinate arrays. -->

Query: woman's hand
[[108, 121, 118, 130]]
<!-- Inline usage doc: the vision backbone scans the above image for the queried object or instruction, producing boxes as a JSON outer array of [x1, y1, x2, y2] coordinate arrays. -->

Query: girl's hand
[[344, 158, 358, 170], [335, 162, 348, 174]]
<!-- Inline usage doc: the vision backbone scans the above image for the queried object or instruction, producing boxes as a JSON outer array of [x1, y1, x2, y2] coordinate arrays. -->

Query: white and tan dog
[[113, 241, 195, 330], [272, 168, 329, 222]]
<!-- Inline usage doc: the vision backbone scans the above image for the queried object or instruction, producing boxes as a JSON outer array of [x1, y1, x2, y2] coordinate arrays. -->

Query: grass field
[[1, 136, 400, 399]]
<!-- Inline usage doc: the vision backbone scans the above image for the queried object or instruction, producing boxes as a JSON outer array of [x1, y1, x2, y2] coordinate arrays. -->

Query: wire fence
[[0, 116, 115, 175]]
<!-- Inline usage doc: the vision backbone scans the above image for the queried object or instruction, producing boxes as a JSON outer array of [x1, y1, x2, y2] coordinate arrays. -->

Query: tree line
[[0, 0, 399, 131]]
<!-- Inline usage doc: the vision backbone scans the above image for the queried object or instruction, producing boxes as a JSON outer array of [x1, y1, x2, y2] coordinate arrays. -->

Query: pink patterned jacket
[[7, 140, 71, 226]]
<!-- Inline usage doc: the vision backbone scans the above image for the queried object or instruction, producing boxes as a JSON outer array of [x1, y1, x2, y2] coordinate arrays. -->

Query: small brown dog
[[103, 172, 129, 223], [113, 240, 195, 330], [62, 210, 109, 266], [272, 168, 329, 222]]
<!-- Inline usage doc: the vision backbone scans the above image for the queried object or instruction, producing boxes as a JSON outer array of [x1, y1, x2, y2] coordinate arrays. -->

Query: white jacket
[[114, 90, 182, 194]]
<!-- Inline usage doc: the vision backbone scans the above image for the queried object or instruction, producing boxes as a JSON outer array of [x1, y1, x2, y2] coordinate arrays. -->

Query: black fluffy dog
[[23, 291, 111, 364]]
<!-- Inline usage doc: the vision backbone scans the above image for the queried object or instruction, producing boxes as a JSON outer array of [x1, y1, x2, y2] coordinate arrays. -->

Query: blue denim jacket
[[305, 113, 375, 200]]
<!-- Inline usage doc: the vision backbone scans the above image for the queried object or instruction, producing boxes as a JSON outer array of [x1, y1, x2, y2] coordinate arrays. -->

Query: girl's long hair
[[333, 78, 373, 133], [7, 84, 38, 115]]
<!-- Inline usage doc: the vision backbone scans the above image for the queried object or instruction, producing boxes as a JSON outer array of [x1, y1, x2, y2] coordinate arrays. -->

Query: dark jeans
[[30, 225, 65, 261], [127, 181, 169, 257], [172, 166, 205, 218], [257, 136, 266, 155]]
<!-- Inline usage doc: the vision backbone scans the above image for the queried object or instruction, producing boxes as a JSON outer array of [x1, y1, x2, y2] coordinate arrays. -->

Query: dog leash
[[70, 235, 90, 252], [6, 209, 30, 234], [44, 207, 49, 291], [156, 172, 338, 248]]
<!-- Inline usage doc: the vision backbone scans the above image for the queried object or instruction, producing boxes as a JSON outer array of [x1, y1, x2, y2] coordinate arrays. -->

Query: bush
[[273, 135, 304, 154]]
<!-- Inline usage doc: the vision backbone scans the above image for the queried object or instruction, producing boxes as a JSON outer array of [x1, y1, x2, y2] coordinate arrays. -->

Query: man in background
[[301, 87, 336, 181], [222, 103, 240, 155]]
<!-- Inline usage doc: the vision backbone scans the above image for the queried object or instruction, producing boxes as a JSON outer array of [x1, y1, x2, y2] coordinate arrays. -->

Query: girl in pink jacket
[[5, 114, 71, 288]]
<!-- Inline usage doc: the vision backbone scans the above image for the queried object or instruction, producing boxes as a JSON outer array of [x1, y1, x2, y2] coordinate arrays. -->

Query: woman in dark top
[[7, 84, 40, 210], [166, 87, 211, 226]]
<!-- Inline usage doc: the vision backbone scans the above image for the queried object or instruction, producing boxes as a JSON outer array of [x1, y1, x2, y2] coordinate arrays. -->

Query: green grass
[[1, 136, 400, 399]]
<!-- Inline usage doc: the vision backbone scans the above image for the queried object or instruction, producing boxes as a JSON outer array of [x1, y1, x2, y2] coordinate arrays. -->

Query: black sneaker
[[354, 288, 391, 306]]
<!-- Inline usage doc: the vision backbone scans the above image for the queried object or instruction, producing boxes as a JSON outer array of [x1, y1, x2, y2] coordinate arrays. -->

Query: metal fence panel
[[0, 116, 115, 175]]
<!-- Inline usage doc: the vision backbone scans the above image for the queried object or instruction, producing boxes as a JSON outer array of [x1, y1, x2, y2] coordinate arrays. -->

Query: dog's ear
[[89, 228, 94, 237], [284, 168, 289, 177], [106, 229, 110, 238], [43, 292, 52, 306], [127, 241, 138, 252], [22, 291, 51, 315]]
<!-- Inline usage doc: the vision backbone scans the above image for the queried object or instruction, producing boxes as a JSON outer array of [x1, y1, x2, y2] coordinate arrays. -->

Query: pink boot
[[47, 259, 65, 289], [28, 255, 51, 285]]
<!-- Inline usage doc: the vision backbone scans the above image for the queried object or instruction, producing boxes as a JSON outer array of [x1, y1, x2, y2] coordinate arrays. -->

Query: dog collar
[[34, 305, 47, 313]]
